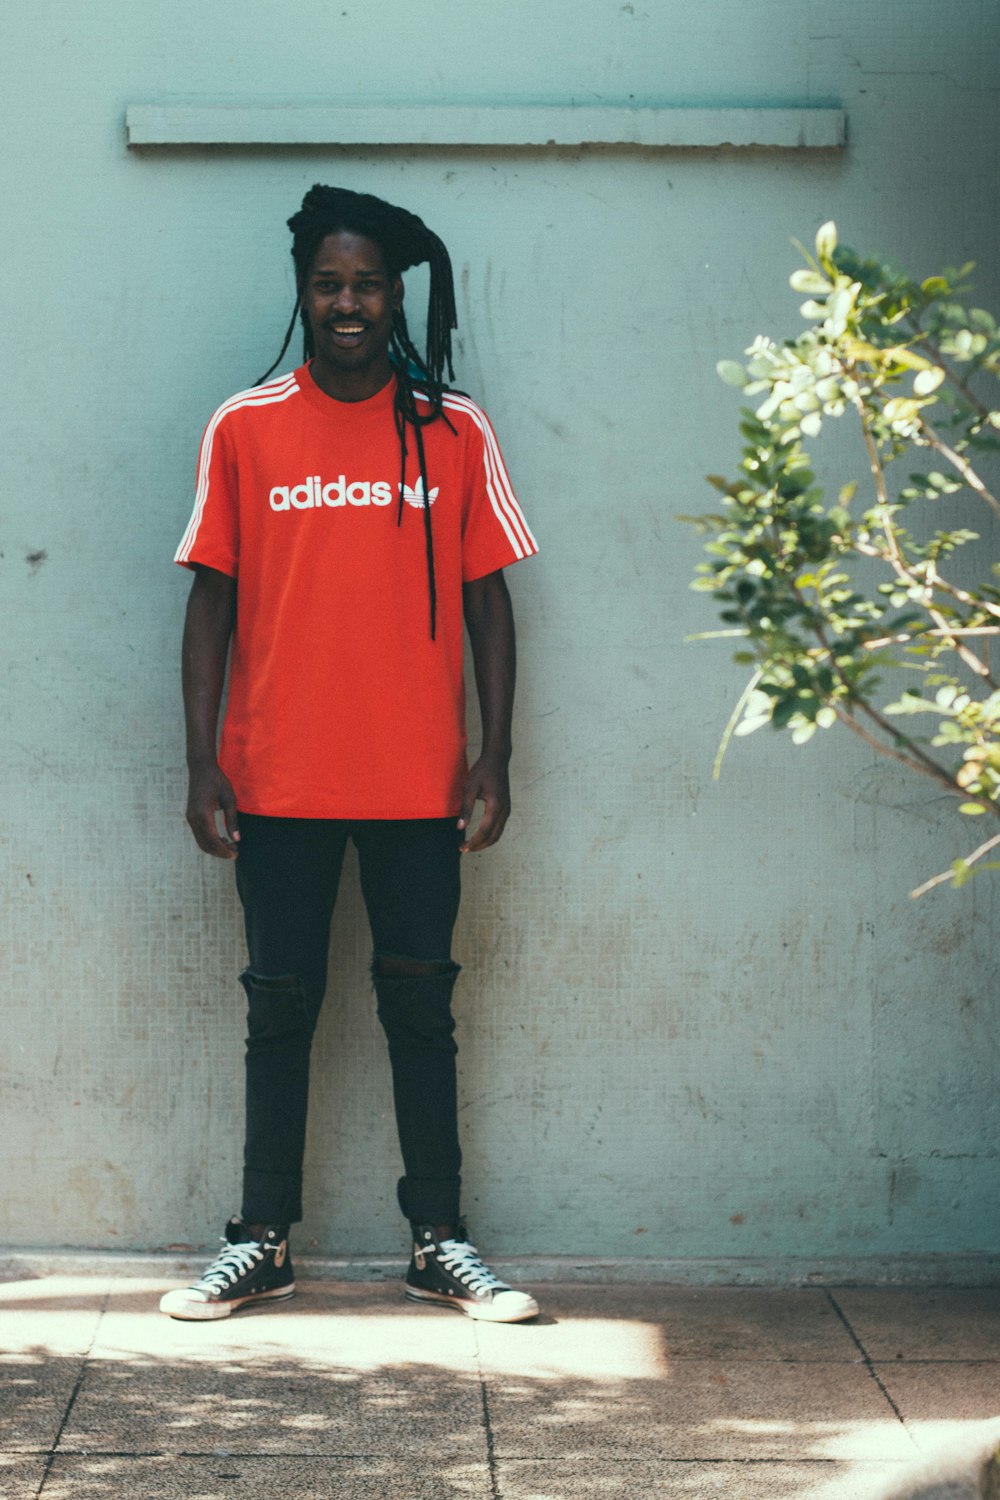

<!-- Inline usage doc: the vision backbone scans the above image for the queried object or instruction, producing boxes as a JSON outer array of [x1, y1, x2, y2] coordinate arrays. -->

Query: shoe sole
[[160, 1283, 296, 1321], [404, 1286, 539, 1323]]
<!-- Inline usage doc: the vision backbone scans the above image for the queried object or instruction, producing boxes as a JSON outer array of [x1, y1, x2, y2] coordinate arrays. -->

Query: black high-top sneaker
[[405, 1224, 539, 1322], [159, 1217, 295, 1321]]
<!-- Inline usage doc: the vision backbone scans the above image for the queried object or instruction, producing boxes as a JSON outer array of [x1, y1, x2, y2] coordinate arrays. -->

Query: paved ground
[[2, 1268, 999, 1499]]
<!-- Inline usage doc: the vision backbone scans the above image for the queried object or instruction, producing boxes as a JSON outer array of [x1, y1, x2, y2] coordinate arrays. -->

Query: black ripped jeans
[[234, 814, 463, 1228]]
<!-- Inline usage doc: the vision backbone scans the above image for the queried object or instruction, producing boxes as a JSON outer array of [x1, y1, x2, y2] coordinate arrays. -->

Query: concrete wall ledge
[[3, 1250, 997, 1286], [125, 103, 846, 150]]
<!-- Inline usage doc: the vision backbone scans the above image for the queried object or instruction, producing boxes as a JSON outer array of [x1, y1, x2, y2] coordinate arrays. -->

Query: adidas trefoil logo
[[268, 475, 441, 511], [402, 479, 439, 509]]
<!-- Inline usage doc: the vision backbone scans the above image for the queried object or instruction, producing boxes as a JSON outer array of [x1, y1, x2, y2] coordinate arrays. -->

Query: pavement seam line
[[34, 1285, 111, 1497], [46, 1450, 479, 1460], [823, 1289, 917, 1444], [472, 1324, 503, 1500]]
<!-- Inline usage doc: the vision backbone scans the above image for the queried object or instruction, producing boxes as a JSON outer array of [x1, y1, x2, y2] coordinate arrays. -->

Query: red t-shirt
[[175, 366, 537, 818]]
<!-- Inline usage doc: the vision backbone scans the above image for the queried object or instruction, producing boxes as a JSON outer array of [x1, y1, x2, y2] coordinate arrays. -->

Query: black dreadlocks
[[256, 185, 459, 640]]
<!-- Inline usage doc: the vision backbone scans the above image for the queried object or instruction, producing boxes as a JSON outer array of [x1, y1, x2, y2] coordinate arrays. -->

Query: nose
[[332, 286, 359, 315]]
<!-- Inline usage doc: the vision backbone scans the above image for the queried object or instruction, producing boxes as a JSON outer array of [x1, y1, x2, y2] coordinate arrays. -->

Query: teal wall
[[3, 0, 999, 1262]]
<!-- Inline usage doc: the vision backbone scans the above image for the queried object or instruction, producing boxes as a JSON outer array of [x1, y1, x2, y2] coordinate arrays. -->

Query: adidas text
[[269, 477, 439, 511]]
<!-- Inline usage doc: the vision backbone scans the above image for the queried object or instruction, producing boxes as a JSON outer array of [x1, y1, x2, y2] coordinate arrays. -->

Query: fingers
[[188, 809, 239, 859], [459, 795, 510, 853], [220, 784, 241, 846], [186, 767, 240, 859], [456, 787, 477, 834]]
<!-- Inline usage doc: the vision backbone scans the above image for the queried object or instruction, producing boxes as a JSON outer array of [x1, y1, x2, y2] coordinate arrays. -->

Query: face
[[301, 230, 403, 393]]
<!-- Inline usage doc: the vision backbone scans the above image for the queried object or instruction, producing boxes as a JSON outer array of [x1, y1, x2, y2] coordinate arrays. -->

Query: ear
[[391, 274, 404, 311]]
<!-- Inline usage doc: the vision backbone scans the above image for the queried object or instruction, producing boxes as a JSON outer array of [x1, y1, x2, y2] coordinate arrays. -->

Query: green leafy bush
[[687, 224, 1000, 896]]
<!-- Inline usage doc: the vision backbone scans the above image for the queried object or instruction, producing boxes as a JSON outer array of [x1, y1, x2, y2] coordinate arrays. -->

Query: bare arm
[[459, 568, 516, 853], [182, 565, 240, 858]]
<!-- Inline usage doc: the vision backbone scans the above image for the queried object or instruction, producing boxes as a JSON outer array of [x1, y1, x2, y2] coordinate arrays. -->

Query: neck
[[308, 354, 394, 403]]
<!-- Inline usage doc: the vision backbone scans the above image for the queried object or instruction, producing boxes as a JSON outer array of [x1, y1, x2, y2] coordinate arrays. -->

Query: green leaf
[[920, 276, 951, 298], [914, 367, 945, 396], [790, 268, 831, 295], [733, 716, 770, 737], [815, 221, 837, 262], [717, 360, 749, 388], [959, 802, 988, 815]]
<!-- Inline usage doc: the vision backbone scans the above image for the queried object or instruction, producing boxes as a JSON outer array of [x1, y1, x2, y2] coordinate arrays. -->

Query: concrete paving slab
[[8, 1275, 1000, 1500], [473, 1285, 858, 1373], [0, 1274, 109, 1356], [496, 1458, 913, 1499], [833, 1289, 1000, 1362], [876, 1363, 1000, 1453], [39, 1454, 491, 1498], [0, 1452, 51, 1500], [485, 1360, 918, 1462], [60, 1356, 486, 1457], [90, 1278, 478, 1369], [0, 1353, 84, 1452], [865, 1418, 1000, 1500]]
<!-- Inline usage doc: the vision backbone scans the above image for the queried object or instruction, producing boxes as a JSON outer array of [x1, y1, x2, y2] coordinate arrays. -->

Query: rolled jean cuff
[[397, 1174, 462, 1227], [242, 1168, 303, 1227]]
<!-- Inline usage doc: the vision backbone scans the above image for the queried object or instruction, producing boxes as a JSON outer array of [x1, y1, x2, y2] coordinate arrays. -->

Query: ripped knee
[[239, 969, 312, 1046], [240, 969, 304, 992], [372, 952, 455, 979], [371, 954, 461, 1051]]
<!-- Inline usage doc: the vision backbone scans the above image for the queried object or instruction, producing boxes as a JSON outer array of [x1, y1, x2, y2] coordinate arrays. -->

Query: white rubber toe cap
[[158, 1286, 233, 1321], [474, 1289, 540, 1323]]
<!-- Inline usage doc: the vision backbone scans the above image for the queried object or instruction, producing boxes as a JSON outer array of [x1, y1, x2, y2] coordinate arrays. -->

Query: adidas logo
[[268, 476, 440, 512], [402, 479, 439, 509]]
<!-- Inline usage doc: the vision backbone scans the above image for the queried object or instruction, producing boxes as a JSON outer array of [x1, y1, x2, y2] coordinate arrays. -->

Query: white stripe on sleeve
[[415, 390, 537, 559], [175, 375, 299, 564]]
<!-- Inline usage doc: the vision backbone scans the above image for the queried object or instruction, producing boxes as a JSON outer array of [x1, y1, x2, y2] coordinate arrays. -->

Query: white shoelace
[[437, 1238, 508, 1295], [195, 1239, 264, 1294]]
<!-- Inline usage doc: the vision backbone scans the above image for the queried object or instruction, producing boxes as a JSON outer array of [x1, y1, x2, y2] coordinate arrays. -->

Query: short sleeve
[[174, 408, 240, 576], [457, 400, 538, 582]]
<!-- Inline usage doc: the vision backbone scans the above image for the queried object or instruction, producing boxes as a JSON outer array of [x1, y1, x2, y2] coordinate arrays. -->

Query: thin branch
[[857, 407, 902, 562], [713, 667, 763, 781], [833, 704, 960, 788], [850, 408, 992, 674], [921, 571, 1000, 623], [861, 626, 1000, 650], [925, 605, 998, 683], [850, 526, 1000, 625], [905, 319, 994, 421], [801, 591, 969, 794], [684, 629, 751, 642], [850, 695, 973, 793], [924, 559, 1000, 686], [921, 418, 1000, 519], [910, 829, 1000, 899]]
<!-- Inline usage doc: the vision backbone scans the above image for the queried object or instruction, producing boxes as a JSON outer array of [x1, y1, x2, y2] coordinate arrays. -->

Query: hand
[[458, 754, 511, 853], [186, 761, 240, 859]]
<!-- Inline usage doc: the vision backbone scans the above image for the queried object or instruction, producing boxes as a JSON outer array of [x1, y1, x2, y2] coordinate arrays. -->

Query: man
[[159, 185, 538, 1323]]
